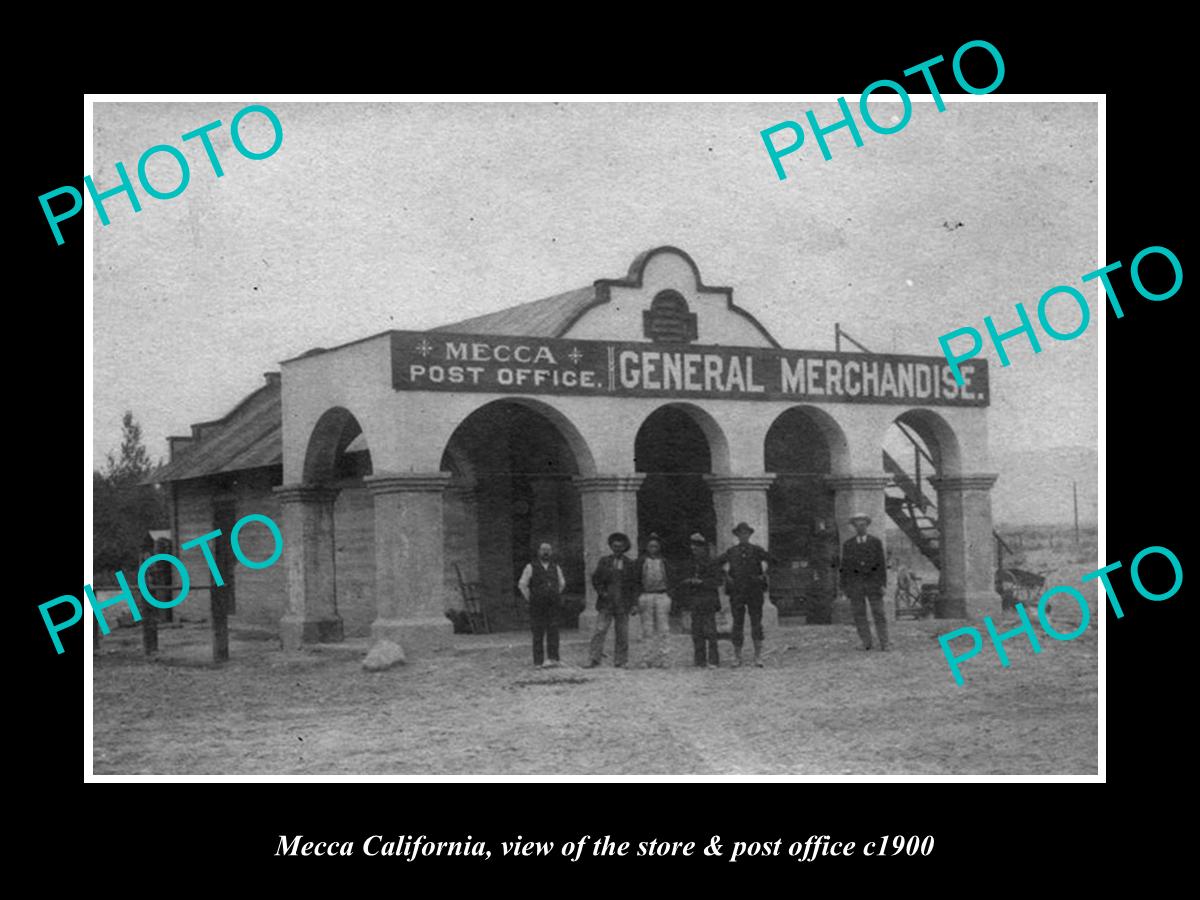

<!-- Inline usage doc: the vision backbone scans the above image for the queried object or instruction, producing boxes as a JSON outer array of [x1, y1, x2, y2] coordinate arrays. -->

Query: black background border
[[24, 22, 1188, 885]]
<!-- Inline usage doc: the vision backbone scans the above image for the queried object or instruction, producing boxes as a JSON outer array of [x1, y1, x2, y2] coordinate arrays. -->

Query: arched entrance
[[441, 399, 590, 631], [883, 409, 964, 615], [764, 406, 848, 622], [634, 404, 722, 566], [304, 407, 373, 485], [281, 406, 376, 645]]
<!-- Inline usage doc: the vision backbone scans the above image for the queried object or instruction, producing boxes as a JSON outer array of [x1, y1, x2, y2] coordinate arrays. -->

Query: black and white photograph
[[86, 98, 1100, 776]]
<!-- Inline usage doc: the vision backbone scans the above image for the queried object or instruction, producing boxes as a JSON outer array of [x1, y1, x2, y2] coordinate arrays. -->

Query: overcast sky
[[92, 100, 1098, 499]]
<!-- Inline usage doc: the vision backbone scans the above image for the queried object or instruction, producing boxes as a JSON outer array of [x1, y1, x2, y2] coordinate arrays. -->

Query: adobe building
[[149, 247, 997, 656]]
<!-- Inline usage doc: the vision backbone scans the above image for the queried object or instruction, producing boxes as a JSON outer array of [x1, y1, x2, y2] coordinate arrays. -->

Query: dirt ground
[[92, 602, 1098, 775]]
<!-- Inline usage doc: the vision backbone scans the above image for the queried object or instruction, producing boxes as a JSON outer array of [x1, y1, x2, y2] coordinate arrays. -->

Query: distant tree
[[104, 411, 154, 485], [93, 411, 168, 580]]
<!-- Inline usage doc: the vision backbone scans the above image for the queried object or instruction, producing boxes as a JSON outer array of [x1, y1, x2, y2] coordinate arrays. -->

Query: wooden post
[[212, 500, 237, 662], [139, 546, 158, 656], [167, 484, 180, 623], [142, 542, 174, 656], [212, 590, 229, 662], [142, 604, 159, 655]]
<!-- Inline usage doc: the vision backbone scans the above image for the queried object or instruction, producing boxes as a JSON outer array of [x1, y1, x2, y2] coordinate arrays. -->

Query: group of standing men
[[586, 522, 770, 670], [517, 512, 889, 669]]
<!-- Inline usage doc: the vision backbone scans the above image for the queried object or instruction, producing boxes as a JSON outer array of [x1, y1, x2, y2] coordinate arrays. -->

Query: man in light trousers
[[636, 534, 673, 668]]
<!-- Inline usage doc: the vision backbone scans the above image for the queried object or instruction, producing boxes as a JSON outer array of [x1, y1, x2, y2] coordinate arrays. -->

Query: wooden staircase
[[883, 450, 941, 569], [884, 426, 1011, 574], [836, 328, 1008, 577]]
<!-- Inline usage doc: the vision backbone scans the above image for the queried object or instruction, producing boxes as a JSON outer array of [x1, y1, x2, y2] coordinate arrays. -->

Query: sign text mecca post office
[[391, 331, 989, 407]]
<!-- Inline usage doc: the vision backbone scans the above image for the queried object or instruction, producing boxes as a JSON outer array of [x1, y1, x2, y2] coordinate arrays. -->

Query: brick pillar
[[825, 474, 890, 545], [574, 474, 644, 632], [706, 474, 776, 546], [364, 472, 455, 654], [705, 474, 779, 629], [274, 484, 344, 649], [931, 473, 999, 619]]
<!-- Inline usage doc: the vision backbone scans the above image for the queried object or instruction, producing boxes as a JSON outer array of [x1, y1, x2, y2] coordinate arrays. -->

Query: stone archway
[[885, 408, 993, 618], [302, 406, 373, 485], [764, 406, 851, 622], [882, 409, 963, 582], [633, 403, 729, 566], [440, 398, 593, 631], [276, 406, 375, 648]]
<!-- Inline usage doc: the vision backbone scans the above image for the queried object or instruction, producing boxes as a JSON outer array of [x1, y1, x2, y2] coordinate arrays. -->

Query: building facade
[[150, 247, 998, 656]]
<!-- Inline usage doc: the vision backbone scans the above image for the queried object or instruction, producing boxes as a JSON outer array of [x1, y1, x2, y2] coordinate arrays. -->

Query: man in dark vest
[[586, 532, 640, 668], [840, 512, 889, 650], [518, 541, 567, 668], [678, 533, 722, 668], [715, 522, 771, 667]]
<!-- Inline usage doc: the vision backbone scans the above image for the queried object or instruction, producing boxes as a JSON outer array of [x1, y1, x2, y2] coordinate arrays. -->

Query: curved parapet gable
[[562, 246, 781, 349]]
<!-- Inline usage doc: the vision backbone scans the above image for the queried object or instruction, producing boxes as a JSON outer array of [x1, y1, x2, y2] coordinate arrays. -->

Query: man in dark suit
[[715, 522, 771, 667], [678, 533, 722, 668], [586, 532, 641, 668], [840, 513, 889, 650]]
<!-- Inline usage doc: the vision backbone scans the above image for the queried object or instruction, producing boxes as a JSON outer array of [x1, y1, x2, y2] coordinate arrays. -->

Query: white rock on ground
[[363, 640, 407, 671]]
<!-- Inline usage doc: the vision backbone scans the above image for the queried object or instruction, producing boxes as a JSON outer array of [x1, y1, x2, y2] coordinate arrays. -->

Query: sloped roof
[[431, 285, 597, 338], [144, 376, 282, 484]]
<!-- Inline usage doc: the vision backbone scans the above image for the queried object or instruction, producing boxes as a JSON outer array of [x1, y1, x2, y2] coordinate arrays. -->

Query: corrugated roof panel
[[215, 416, 283, 473], [145, 379, 281, 484], [431, 285, 596, 338]]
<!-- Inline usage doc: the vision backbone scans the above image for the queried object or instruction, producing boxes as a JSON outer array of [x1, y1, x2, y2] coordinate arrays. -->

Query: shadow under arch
[[762, 405, 852, 621], [637, 401, 732, 476], [303, 406, 374, 485], [633, 402, 731, 561], [881, 407, 968, 604], [763, 404, 851, 476], [438, 397, 595, 632], [448, 396, 597, 479], [891, 407, 963, 477]]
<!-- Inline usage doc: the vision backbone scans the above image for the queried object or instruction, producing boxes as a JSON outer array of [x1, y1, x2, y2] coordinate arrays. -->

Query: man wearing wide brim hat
[[586, 532, 641, 668], [840, 513, 889, 650], [715, 521, 771, 667]]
